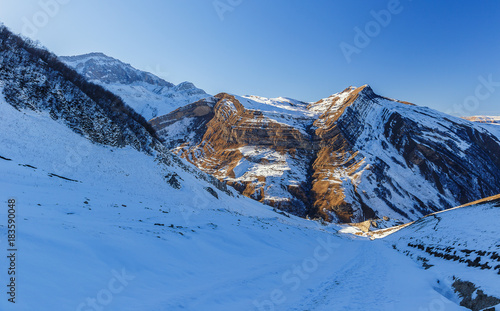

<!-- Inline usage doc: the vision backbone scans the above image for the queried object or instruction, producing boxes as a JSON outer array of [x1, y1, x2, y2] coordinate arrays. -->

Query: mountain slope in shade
[[153, 86, 500, 223], [0, 27, 157, 153], [60, 53, 209, 120], [385, 195, 500, 310]]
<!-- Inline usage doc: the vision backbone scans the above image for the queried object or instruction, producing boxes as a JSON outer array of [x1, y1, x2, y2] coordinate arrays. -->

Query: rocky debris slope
[[154, 85, 500, 223], [60, 53, 209, 120]]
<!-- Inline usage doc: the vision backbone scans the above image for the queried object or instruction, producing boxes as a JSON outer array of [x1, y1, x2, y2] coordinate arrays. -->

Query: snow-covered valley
[[1, 96, 488, 311], [0, 23, 499, 311]]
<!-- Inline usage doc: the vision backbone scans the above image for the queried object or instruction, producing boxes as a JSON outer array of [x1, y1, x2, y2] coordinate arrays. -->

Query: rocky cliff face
[[310, 86, 500, 222], [153, 85, 500, 223]]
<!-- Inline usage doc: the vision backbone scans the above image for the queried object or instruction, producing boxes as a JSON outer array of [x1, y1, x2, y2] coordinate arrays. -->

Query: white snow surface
[[0, 95, 472, 310], [237, 95, 317, 133]]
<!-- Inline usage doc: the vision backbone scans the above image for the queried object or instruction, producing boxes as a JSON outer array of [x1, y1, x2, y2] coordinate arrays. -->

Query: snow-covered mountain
[[0, 31, 159, 153], [60, 53, 209, 120], [1, 24, 499, 311], [153, 86, 500, 223]]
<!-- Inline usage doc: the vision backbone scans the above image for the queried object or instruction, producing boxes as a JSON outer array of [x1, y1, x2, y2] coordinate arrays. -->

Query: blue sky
[[0, 0, 499, 115]]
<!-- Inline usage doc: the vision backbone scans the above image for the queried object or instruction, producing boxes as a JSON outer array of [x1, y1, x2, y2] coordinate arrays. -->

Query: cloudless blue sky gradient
[[0, 0, 499, 115]]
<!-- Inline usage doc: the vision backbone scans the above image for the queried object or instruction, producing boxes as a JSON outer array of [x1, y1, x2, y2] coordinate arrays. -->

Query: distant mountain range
[[463, 116, 500, 124], [60, 53, 209, 120]]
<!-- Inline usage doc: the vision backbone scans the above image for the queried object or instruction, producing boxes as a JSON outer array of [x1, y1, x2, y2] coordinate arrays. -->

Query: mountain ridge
[[153, 85, 500, 223]]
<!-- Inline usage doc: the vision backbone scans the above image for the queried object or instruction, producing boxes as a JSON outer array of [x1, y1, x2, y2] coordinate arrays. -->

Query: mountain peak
[[175, 81, 196, 91], [358, 83, 373, 92], [307, 85, 373, 115], [60, 52, 173, 87], [68, 52, 111, 59]]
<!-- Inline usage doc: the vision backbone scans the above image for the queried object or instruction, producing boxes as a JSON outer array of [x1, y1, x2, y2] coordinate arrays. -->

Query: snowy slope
[[333, 87, 500, 221], [0, 91, 470, 311], [385, 195, 500, 310], [474, 122, 500, 143], [60, 53, 209, 120], [237, 95, 318, 133]]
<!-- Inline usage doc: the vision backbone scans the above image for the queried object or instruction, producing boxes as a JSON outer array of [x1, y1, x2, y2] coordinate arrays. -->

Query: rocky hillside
[[0, 25, 228, 194], [153, 86, 500, 223], [151, 93, 318, 218], [0, 27, 157, 153], [60, 53, 209, 120]]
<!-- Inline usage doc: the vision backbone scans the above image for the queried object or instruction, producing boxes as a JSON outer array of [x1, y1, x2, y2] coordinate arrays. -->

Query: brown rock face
[[308, 86, 374, 222], [152, 86, 500, 223], [151, 93, 317, 216]]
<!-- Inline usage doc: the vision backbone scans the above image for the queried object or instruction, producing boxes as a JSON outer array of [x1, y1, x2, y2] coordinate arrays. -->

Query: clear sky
[[0, 0, 499, 116]]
